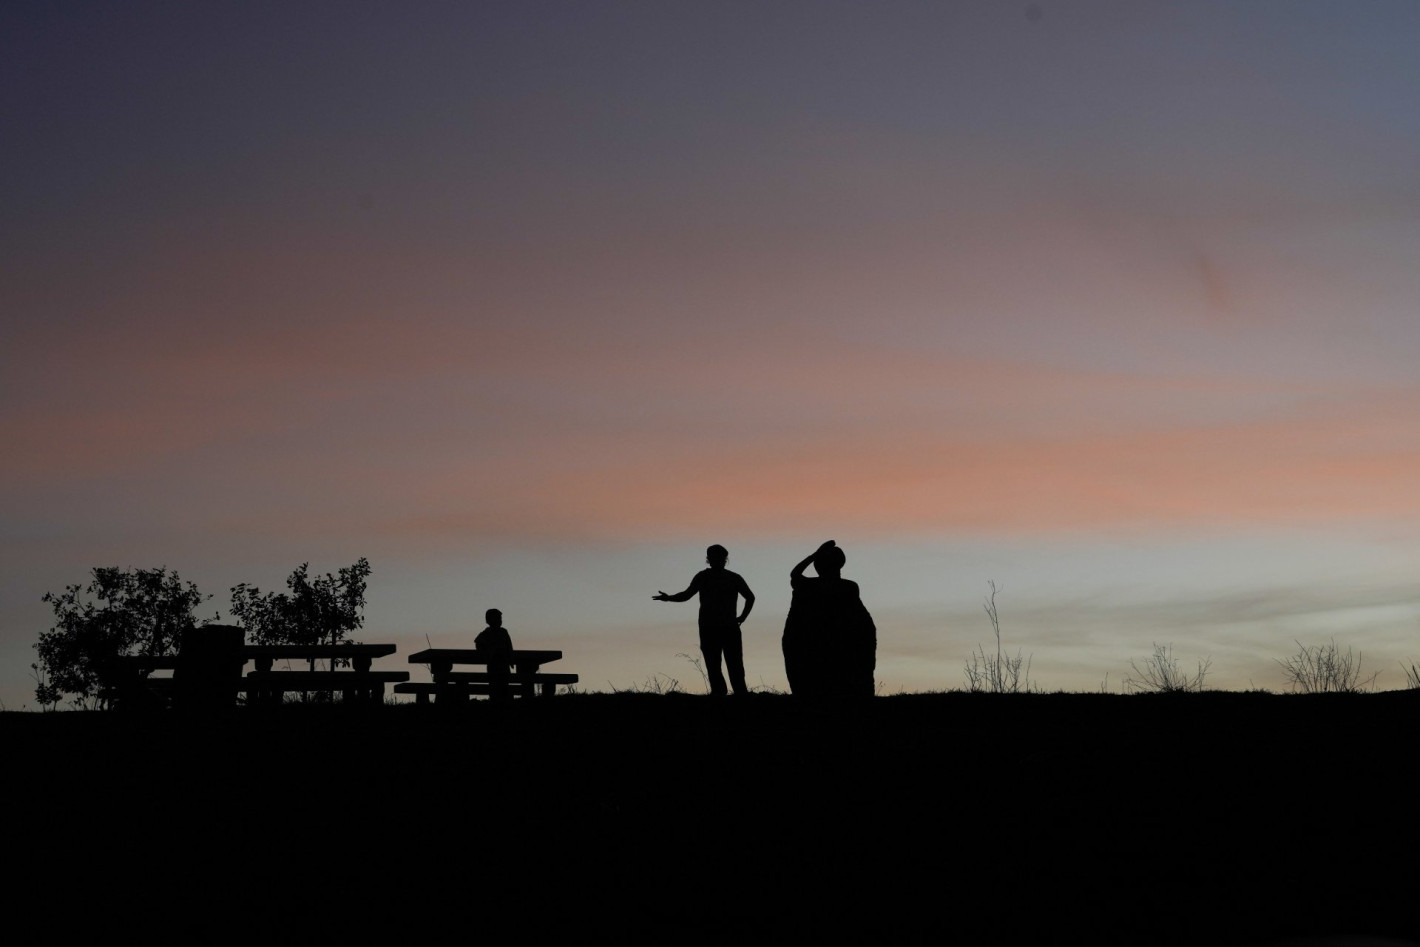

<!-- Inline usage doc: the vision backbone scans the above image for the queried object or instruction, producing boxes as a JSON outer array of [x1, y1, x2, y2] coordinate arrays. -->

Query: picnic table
[[102, 628, 408, 709], [243, 643, 409, 707], [401, 648, 578, 703]]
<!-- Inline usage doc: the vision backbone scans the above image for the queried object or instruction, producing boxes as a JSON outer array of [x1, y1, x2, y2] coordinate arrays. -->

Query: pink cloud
[[369, 391, 1420, 543]]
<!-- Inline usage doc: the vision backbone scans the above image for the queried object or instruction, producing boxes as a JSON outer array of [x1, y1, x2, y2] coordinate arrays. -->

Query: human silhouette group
[[654, 540, 876, 697]]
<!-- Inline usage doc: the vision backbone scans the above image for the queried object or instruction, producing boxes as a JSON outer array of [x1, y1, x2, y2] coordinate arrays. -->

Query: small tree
[[33, 567, 214, 710], [229, 558, 371, 671], [963, 580, 1032, 694], [1124, 643, 1210, 694], [1277, 639, 1376, 694]]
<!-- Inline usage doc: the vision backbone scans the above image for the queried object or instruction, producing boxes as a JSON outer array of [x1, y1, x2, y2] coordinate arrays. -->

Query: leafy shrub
[[229, 558, 371, 669], [34, 567, 214, 710]]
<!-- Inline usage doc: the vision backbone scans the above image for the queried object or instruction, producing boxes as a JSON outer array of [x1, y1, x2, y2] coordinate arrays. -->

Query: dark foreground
[[7, 691, 1417, 945]]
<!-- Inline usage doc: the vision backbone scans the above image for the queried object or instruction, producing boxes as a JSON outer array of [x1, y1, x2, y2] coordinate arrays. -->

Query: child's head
[[485, 608, 503, 627]]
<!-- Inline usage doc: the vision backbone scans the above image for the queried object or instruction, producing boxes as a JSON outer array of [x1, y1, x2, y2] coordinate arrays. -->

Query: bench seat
[[394, 681, 493, 705], [245, 670, 409, 685], [396, 672, 578, 704], [97, 676, 177, 711], [436, 671, 579, 686], [243, 670, 410, 706]]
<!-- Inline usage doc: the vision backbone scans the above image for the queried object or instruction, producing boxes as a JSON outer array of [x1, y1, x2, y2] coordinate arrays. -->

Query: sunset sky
[[6, 1, 1420, 708]]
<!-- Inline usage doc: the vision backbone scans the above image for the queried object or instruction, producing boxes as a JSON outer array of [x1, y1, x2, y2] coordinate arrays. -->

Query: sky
[[5, 1, 1420, 708]]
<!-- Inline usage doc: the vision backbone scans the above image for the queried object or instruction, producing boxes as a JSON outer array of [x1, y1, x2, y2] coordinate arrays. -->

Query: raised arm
[[653, 572, 700, 603], [791, 540, 836, 580]]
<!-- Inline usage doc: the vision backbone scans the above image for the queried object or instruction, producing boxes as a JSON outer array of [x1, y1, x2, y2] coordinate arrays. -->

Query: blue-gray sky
[[6, 1, 1420, 707]]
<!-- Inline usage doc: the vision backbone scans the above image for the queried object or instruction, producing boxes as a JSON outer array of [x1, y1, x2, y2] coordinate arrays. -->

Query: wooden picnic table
[[408, 648, 563, 675], [105, 634, 408, 709], [244, 643, 397, 673], [403, 649, 577, 702], [111, 642, 399, 671], [243, 644, 407, 706]]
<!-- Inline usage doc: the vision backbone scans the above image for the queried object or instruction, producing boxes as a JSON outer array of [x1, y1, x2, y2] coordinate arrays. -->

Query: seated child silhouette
[[475, 608, 514, 696], [475, 608, 513, 656]]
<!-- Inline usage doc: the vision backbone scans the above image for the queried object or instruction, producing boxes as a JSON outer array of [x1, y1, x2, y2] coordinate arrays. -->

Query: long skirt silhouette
[[782, 575, 876, 697]]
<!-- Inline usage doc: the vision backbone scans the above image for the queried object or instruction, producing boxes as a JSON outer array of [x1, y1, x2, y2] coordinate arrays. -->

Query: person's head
[[706, 544, 729, 568], [813, 545, 846, 578], [485, 608, 503, 627]]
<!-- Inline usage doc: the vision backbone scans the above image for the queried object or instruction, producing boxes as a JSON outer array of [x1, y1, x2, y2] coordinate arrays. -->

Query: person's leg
[[723, 625, 748, 695], [699, 625, 728, 696]]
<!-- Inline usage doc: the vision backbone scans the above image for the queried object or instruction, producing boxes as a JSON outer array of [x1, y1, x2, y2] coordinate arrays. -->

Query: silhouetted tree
[[34, 567, 214, 710], [229, 558, 371, 670]]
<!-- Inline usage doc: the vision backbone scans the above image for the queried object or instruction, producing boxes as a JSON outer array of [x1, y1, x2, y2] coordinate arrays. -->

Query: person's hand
[[737, 616, 746, 625], [653, 591, 669, 601]]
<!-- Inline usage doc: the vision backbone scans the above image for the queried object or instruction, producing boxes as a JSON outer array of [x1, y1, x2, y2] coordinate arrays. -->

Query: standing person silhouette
[[653, 544, 756, 697], [783, 540, 876, 697]]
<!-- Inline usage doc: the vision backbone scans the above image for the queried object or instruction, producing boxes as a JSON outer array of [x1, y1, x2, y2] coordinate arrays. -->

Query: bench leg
[[435, 681, 468, 708]]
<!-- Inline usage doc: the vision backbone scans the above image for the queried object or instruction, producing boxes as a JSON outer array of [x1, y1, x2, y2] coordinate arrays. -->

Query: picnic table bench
[[402, 648, 577, 703]]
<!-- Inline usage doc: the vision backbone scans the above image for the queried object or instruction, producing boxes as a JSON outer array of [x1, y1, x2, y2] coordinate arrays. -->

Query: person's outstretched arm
[[737, 578, 756, 625], [653, 573, 700, 602], [791, 540, 836, 580]]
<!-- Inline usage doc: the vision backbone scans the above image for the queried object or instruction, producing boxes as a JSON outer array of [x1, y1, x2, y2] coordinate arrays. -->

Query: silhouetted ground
[[6, 692, 1416, 944]]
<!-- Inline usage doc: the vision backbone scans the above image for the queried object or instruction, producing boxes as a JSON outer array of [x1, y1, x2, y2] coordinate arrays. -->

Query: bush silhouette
[[1124, 643, 1210, 694], [1277, 639, 1376, 694], [229, 558, 371, 670], [33, 567, 214, 710], [963, 581, 1032, 694]]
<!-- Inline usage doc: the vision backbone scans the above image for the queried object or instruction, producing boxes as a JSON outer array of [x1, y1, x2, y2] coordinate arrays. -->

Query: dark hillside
[[6, 692, 1415, 944]]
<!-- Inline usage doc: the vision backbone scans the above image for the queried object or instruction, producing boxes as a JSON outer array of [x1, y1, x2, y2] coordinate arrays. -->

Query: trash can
[[173, 624, 245, 711]]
